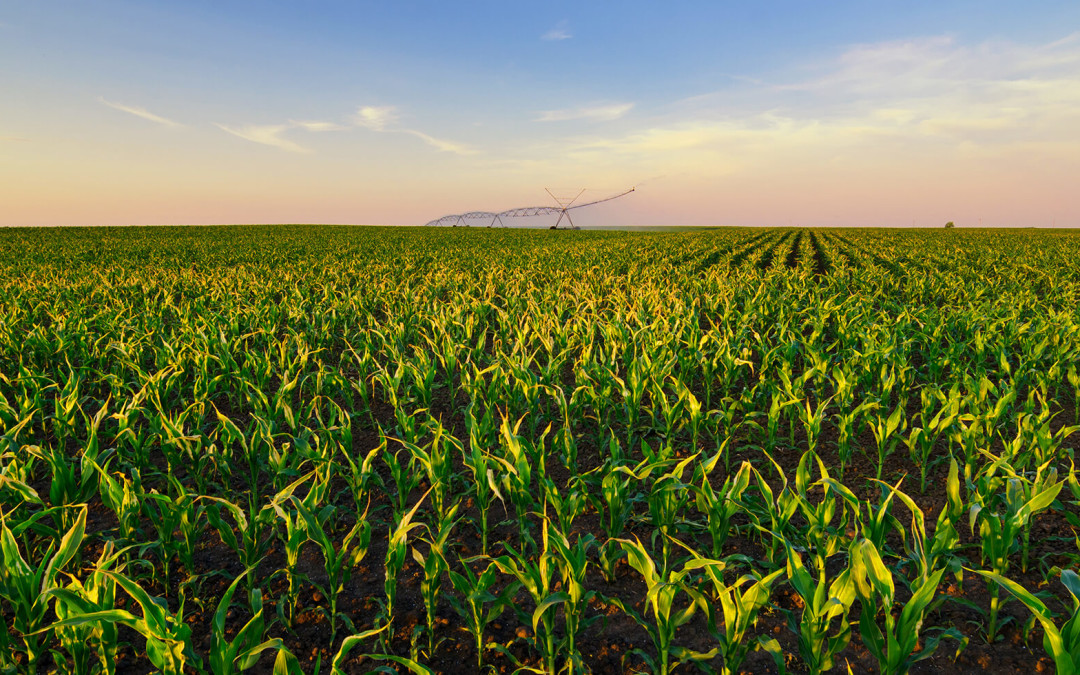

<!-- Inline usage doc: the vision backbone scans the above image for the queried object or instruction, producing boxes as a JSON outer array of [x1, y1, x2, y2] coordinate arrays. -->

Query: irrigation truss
[[423, 187, 635, 229]]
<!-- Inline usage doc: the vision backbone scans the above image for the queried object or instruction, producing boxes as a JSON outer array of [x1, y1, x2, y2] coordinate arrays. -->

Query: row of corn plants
[[2, 225, 1080, 673]]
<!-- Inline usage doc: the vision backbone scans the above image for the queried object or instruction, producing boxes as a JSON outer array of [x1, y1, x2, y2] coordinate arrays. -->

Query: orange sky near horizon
[[2, 5, 1078, 228]]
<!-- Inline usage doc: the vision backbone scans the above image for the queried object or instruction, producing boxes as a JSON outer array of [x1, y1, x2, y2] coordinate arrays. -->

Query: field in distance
[[1, 224, 1079, 674]]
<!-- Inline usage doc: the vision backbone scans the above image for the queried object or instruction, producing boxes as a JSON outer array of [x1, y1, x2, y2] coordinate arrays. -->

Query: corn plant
[[292, 495, 372, 640], [791, 450, 856, 574], [464, 404, 503, 554], [879, 458, 964, 588], [41, 541, 124, 675], [545, 522, 598, 673], [852, 477, 906, 551], [1068, 364, 1080, 423], [867, 402, 906, 479], [0, 505, 86, 673], [208, 569, 293, 675], [598, 444, 634, 540], [968, 452, 1063, 642], [797, 395, 833, 456], [492, 416, 538, 551], [203, 496, 275, 588], [268, 495, 309, 628], [739, 456, 799, 564], [764, 389, 799, 451], [782, 541, 856, 675], [95, 461, 145, 543], [333, 631, 432, 675], [384, 444, 423, 521], [593, 443, 634, 582], [694, 461, 751, 559], [832, 401, 873, 480], [540, 475, 589, 535], [906, 386, 957, 492], [339, 444, 383, 520], [1013, 459, 1066, 573], [383, 487, 431, 640], [849, 538, 958, 674], [28, 402, 108, 530], [143, 475, 201, 588], [411, 500, 460, 656], [1009, 412, 1079, 470], [489, 519, 562, 672], [45, 569, 199, 675], [603, 537, 717, 675], [399, 416, 457, 517], [641, 453, 697, 571], [711, 396, 743, 475], [447, 560, 519, 669], [973, 569, 1080, 673], [674, 538, 784, 675]]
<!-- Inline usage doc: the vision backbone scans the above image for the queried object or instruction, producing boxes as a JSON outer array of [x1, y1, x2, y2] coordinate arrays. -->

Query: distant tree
[[944, 221, 955, 228]]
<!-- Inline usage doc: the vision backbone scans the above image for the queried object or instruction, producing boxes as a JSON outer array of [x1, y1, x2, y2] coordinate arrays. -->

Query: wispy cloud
[[0, 135, 31, 142], [402, 130, 475, 155], [215, 123, 310, 153], [215, 118, 347, 152], [551, 32, 1080, 163], [542, 20, 571, 41], [216, 106, 472, 155], [352, 106, 399, 131], [353, 105, 474, 154], [98, 96, 182, 127], [289, 119, 348, 132], [536, 102, 634, 122]]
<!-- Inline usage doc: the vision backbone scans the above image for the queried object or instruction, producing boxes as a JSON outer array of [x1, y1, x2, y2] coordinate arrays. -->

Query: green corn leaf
[[855, 539, 894, 606], [532, 591, 571, 634], [897, 567, 946, 649], [973, 569, 1073, 672]]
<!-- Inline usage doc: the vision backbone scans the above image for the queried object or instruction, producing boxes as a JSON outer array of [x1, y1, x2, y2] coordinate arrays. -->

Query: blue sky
[[3, 1, 1079, 226]]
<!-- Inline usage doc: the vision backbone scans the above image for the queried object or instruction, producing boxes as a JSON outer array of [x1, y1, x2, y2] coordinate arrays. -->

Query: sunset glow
[[2, 2, 1078, 227]]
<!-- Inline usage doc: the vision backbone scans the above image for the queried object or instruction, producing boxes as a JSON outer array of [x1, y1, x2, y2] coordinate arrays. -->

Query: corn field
[[2, 225, 1080, 674]]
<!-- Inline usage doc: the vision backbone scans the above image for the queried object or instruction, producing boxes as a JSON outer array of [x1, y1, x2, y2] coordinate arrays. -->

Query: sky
[[2, 1, 1079, 228]]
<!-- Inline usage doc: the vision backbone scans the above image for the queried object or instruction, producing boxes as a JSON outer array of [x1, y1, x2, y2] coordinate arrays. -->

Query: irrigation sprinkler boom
[[423, 187, 635, 229]]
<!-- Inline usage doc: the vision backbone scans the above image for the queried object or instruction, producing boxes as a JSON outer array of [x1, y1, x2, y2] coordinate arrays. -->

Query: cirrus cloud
[[215, 123, 311, 153], [289, 119, 348, 132], [215, 118, 348, 152], [352, 106, 399, 131], [99, 96, 183, 128], [536, 102, 634, 122], [542, 20, 572, 41], [545, 32, 1080, 162], [353, 105, 474, 155]]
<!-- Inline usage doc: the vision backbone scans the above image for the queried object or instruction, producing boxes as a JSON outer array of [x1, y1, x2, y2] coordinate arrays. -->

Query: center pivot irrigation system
[[423, 187, 635, 229]]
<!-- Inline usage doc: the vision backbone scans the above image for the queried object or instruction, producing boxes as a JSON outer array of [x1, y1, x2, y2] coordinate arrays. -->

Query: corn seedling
[[868, 403, 906, 480], [45, 569, 199, 675], [973, 569, 1080, 673], [603, 537, 717, 675], [447, 560, 519, 669], [968, 452, 1063, 642], [849, 538, 958, 674], [694, 460, 751, 559], [673, 538, 784, 675], [412, 501, 460, 656], [0, 505, 86, 673], [208, 569, 293, 675], [489, 518, 562, 672], [383, 487, 432, 642], [782, 540, 856, 675]]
